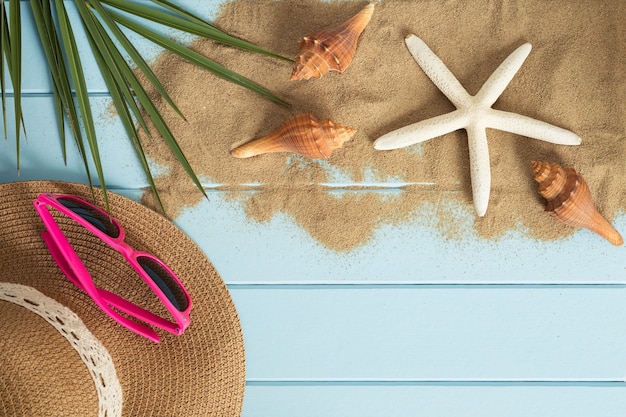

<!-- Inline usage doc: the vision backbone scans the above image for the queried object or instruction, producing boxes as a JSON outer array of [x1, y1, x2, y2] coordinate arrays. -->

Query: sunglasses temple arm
[[103, 306, 162, 343], [36, 205, 99, 295], [41, 235, 163, 343], [41, 231, 87, 291], [98, 290, 181, 335]]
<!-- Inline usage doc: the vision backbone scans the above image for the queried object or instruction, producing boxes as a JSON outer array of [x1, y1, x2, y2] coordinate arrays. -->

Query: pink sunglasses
[[33, 193, 192, 343]]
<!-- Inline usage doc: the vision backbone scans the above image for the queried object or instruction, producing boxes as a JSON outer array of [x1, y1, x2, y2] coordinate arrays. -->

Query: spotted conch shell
[[531, 161, 623, 246], [290, 2, 375, 80], [230, 113, 357, 159]]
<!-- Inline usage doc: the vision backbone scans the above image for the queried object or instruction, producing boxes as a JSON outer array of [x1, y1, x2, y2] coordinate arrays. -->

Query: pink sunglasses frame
[[33, 193, 192, 343]]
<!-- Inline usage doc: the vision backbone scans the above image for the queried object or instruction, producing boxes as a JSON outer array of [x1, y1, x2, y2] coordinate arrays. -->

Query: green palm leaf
[[1, 4, 9, 140], [1, 0, 289, 212], [2, 0, 26, 171], [99, 0, 293, 62], [107, 8, 290, 107], [29, 0, 93, 185], [55, 1, 109, 206]]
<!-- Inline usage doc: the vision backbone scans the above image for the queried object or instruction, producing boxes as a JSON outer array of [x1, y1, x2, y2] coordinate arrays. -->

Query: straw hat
[[0, 181, 245, 417]]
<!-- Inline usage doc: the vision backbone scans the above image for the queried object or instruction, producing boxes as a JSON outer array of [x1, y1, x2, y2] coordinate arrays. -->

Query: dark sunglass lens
[[137, 257, 189, 312], [57, 198, 120, 238]]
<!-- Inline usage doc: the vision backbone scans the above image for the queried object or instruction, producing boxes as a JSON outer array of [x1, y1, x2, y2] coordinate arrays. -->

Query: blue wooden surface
[[2, 1, 625, 416]]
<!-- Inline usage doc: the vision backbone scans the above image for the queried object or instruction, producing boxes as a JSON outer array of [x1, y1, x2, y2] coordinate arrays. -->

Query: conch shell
[[230, 113, 357, 159], [290, 2, 375, 80], [532, 161, 623, 246]]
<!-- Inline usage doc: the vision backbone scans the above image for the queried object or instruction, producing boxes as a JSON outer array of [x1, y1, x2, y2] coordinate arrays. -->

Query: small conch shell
[[230, 113, 357, 159], [290, 2, 375, 80], [531, 161, 623, 246]]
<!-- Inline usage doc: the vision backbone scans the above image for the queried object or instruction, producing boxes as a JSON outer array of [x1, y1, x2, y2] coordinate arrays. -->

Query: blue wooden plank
[[242, 383, 626, 417], [229, 286, 626, 380], [177, 196, 626, 284]]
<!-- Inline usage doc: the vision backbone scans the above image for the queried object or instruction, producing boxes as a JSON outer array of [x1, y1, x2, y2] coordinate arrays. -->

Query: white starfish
[[374, 35, 582, 217]]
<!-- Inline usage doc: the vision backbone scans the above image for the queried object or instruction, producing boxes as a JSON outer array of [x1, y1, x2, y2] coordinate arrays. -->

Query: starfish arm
[[405, 34, 472, 108], [466, 124, 491, 217], [486, 109, 582, 145], [373, 110, 470, 150], [475, 43, 532, 107]]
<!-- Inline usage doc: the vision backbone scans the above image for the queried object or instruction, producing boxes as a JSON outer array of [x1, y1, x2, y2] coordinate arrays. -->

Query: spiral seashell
[[230, 113, 357, 159], [290, 2, 375, 80], [531, 161, 623, 246]]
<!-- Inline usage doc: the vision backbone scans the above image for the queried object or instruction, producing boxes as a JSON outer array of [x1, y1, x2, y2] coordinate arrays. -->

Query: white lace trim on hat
[[0, 282, 123, 417]]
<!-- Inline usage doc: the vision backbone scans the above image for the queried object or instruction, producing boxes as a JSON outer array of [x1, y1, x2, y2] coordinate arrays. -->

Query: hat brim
[[0, 181, 245, 417]]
